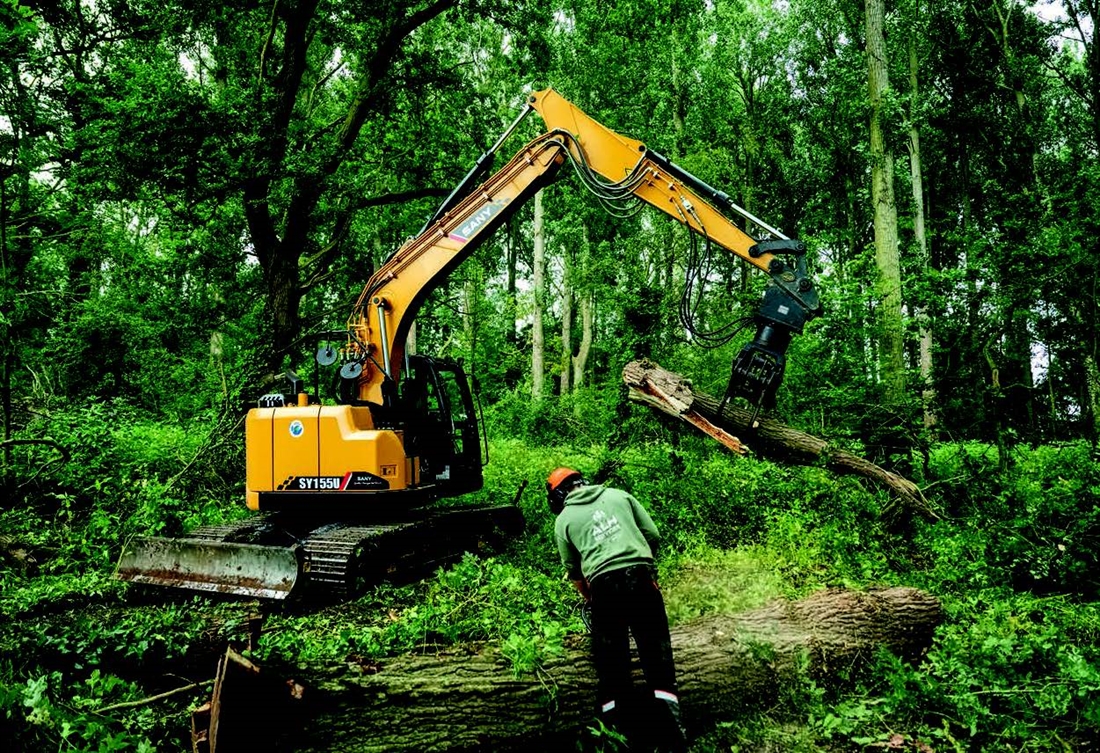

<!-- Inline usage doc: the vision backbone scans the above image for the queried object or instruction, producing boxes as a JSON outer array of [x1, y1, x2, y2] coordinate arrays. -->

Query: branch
[[0, 437, 70, 462], [350, 186, 451, 211], [95, 679, 213, 715], [299, 187, 450, 292], [336, 0, 460, 154], [622, 360, 939, 521]]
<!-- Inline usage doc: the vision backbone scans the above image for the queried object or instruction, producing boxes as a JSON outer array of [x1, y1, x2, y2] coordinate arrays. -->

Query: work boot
[[652, 692, 688, 753]]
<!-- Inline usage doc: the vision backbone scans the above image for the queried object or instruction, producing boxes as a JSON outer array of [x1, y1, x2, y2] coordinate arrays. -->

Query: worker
[[547, 467, 688, 752]]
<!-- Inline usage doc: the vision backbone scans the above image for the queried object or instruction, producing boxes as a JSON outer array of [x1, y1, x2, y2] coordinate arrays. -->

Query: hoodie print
[[592, 508, 622, 543]]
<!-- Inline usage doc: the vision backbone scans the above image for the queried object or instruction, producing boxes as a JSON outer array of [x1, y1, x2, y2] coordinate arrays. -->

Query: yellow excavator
[[115, 89, 821, 601]]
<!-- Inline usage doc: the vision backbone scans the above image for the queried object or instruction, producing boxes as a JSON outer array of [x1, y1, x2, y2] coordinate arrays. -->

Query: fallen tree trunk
[[622, 359, 936, 521], [277, 586, 941, 752]]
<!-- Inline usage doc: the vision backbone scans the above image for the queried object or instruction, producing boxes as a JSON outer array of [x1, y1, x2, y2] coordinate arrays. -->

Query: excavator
[[115, 89, 821, 601]]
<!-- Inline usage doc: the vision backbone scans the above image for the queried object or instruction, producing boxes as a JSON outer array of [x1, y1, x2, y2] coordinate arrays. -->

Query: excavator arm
[[341, 130, 567, 407], [344, 88, 820, 414]]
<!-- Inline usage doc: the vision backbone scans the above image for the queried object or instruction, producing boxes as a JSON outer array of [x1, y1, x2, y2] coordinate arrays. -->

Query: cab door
[[403, 356, 484, 498]]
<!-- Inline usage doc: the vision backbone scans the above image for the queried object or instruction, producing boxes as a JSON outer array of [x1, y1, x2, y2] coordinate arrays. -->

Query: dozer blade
[[115, 537, 303, 600]]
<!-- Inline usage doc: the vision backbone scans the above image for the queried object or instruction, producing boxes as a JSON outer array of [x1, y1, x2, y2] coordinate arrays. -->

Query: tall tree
[[531, 189, 547, 399], [1051, 0, 1100, 442], [904, 0, 938, 433], [560, 247, 573, 394], [865, 0, 908, 407]]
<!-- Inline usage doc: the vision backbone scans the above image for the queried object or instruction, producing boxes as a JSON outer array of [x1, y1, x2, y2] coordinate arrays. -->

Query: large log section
[[277, 587, 941, 752], [622, 359, 937, 521]]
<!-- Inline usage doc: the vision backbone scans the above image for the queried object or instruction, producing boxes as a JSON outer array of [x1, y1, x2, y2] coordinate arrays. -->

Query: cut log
[[622, 359, 937, 521], [281, 586, 942, 752], [0, 534, 38, 572]]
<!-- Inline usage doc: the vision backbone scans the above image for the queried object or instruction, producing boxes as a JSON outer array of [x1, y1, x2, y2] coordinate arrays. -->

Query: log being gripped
[[622, 359, 937, 520], [285, 587, 941, 753]]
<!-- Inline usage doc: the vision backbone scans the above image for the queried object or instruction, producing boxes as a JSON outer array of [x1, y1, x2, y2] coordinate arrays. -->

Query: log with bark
[[270, 586, 941, 752], [622, 359, 937, 521]]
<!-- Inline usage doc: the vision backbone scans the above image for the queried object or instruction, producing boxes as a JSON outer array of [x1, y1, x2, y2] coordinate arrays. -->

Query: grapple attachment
[[115, 537, 303, 600]]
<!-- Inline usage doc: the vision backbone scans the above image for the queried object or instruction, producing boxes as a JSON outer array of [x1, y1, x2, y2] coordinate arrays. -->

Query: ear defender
[[546, 467, 584, 515]]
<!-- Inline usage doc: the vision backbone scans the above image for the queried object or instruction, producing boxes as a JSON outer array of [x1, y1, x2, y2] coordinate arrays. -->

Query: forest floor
[[3, 438, 1099, 751]]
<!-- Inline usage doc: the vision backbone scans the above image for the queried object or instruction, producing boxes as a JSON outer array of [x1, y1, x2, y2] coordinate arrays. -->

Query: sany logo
[[289, 420, 304, 438], [449, 199, 508, 244]]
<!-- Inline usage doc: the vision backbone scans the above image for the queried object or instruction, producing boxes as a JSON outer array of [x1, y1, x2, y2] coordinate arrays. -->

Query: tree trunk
[[506, 221, 519, 350], [866, 0, 907, 405], [532, 190, 546, 399], [906, 9, 937, 435], [561, 249, 573, 394], [0, 177, 9, 486], [1086, 354, 1100, 445], [622, 360, 936, 521], [278, 587, 941, 753], [573, 289, 594, 391], [464, 271, 479, 370]]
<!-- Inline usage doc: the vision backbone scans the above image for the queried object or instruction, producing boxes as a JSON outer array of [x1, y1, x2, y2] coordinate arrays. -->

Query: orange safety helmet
[[546, 467, 584, 514]]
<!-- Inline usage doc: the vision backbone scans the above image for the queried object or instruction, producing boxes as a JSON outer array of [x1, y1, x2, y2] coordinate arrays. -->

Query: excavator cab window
[[403, 356, 483, 495]]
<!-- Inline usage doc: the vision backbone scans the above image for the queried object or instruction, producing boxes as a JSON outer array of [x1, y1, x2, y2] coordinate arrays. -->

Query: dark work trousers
[[589, 563, 684, 750]]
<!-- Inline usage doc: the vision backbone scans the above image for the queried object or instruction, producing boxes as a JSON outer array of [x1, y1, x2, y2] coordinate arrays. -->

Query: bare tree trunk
[[866, 0, 907, 405], [1086, 355, 1100, 445], [622, 360, 937, 521], [506, 221, 519, 350], [560, 250, 573, 394], [532, 190, 546, 399], [0, 178, 10, 486], [463, 271, 479, 369], [209, 332, 229, 404], [572, 289, 593, 390], [906, 9, 937, 435], [278, 587, 941, 753]]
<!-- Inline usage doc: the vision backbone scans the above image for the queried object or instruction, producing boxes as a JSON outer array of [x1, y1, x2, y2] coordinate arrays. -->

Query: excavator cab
[[402, 355, 484, 497]]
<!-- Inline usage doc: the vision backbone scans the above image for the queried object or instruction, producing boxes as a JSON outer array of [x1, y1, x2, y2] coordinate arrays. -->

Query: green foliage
[[257, 554, 580, 676], [1, 672, 157, 753], [4, 429, 1100, 750], [923, 442, 1100, 594], [661, 545, 791, 624], [0, 598, 223, 753], [1, 399, 245, 634], [0, 572, 125, 618], [753, 442, 1100, 752], [483, 385, 622, 448], [806, 594, 1100, 751]]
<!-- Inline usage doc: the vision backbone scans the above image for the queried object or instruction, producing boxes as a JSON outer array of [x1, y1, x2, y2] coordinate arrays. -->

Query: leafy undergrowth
[[2, 423, 1099, 751]]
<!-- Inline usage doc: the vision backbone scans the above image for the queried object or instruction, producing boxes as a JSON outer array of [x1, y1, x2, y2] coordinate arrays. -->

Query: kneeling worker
[[547, 467, 688, 752]]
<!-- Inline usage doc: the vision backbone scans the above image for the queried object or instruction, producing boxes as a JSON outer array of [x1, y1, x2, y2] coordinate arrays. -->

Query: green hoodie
[[554, 484, 660, 582]]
